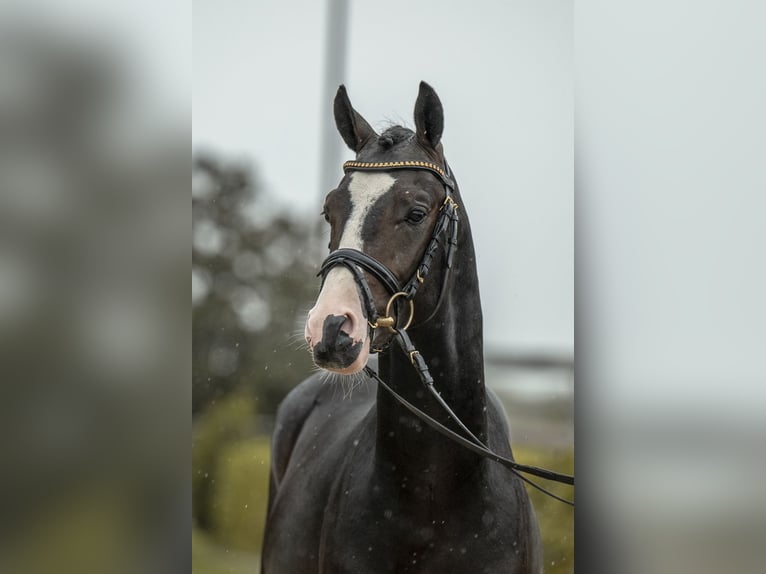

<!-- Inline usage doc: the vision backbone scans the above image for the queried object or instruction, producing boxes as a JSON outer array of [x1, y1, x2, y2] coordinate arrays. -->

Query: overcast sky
[[193, 0, 572, 355]]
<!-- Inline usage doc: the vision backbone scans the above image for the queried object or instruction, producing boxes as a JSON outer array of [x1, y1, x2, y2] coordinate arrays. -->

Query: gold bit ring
[[381, 291, 415, 333]]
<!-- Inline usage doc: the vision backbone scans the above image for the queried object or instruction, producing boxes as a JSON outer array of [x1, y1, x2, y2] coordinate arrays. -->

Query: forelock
[[377, 125, 414, 149]]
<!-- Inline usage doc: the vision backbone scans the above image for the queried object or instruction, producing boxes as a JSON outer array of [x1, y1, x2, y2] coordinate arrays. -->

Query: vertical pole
[[318, 0, 349, 207]]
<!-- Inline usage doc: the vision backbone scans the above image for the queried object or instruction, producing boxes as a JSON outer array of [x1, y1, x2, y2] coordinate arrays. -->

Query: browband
[[343, 160, 454, 187]]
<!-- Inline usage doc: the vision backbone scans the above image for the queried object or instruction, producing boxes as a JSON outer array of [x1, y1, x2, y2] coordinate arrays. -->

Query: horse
[[262, 82, 543, 573]]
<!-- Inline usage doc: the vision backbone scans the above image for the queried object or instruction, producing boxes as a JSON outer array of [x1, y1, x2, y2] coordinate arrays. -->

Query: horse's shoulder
[[485, 385, 511, 440], [270, 373, 326, 486]]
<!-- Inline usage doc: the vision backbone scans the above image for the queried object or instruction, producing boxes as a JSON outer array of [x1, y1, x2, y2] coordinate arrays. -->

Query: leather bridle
[[319, 159, 459, 349], [317, 159, 575, 506]]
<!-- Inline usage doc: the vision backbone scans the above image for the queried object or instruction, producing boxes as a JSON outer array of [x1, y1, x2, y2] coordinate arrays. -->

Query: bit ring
[[382, 292, 415, 333]]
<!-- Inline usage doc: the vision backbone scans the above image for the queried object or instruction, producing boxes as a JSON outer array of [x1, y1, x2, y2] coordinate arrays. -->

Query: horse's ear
[[414, 81, 444, 150], [334, 85, 377, 152]]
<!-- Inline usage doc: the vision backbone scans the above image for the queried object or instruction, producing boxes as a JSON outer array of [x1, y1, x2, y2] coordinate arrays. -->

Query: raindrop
[[353, 439, 359, 446]]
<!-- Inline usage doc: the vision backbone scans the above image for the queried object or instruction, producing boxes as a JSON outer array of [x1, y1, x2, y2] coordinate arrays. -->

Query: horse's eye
[[406, 208, 427, 225], [321, 209, 330, 223]]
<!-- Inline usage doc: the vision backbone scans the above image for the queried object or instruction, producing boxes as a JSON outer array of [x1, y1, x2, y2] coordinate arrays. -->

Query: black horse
[[262, 82, 542, 573]]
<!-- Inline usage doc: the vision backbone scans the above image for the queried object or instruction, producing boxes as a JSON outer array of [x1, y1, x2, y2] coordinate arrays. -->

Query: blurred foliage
[[210, 438, 271, 552], [192, 527, 259, 574], [192, 153, 320, 565], [4, 487, 137, 574], [192, 392, 258, 530], [0, 23, 188, 574], [191, 392, 270, 548], [192, 153, 320, 416], [516, 446, 575, 574]]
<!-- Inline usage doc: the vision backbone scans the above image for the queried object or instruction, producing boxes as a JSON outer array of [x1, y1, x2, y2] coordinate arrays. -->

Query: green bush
[[210, 437, 271, 553], [192, 392, 258, 529], [192, 527, 260, 574], [515, 446, 575, 574]]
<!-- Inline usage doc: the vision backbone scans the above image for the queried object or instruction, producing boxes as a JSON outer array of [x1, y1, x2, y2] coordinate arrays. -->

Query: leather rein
[[318, 159, 574, 506]]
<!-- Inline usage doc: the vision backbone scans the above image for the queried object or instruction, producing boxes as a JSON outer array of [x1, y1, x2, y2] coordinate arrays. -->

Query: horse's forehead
[[347, 171, 397, 205], [339, 172, 396, 250]]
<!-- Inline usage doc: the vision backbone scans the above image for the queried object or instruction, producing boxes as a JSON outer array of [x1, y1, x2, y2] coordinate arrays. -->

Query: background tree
[[192, 153, 321, 542], [192, 153, 319, 417]]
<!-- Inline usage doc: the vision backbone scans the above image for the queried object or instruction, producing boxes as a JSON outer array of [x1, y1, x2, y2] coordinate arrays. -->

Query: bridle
[[319, 159, 460, 349], [318, 159, 575, 506]]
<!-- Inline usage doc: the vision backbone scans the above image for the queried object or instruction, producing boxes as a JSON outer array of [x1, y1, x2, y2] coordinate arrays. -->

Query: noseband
[[317, 159, 575, 505], [319, 159, 460, 348]]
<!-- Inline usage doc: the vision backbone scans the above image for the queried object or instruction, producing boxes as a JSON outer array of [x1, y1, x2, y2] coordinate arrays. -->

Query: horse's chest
[[319, 476, 521, 574], [266, 454, 536, 574]]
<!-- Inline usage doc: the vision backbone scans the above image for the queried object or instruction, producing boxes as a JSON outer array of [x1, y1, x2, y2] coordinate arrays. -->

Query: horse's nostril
[[312, 314, 362, 369], [322, 314, 349, 344]]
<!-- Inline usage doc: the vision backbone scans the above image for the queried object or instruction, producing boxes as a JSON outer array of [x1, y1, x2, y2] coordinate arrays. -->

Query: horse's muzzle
[[311, 314, 363, 370], [305, 265, 371, 374]]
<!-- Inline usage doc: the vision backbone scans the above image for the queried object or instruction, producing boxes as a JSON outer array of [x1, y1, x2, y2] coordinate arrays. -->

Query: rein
[[319, 159, 574, 506]]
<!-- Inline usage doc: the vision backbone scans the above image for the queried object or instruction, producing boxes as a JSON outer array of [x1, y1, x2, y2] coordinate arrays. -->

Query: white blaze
[[339, 172, 397, 249], [305, 172, 396, 372], [324, 172, 396, 308]]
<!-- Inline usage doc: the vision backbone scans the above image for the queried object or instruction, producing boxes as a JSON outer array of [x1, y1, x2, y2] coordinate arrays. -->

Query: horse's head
[[305, 82, 454, 374]]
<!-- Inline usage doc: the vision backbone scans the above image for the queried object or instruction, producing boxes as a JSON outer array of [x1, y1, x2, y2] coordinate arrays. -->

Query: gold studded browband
[[342, 160, 451, 185]]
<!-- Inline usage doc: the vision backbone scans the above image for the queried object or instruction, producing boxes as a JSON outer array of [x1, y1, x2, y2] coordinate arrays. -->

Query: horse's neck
[[374, 238, 487, 488]]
